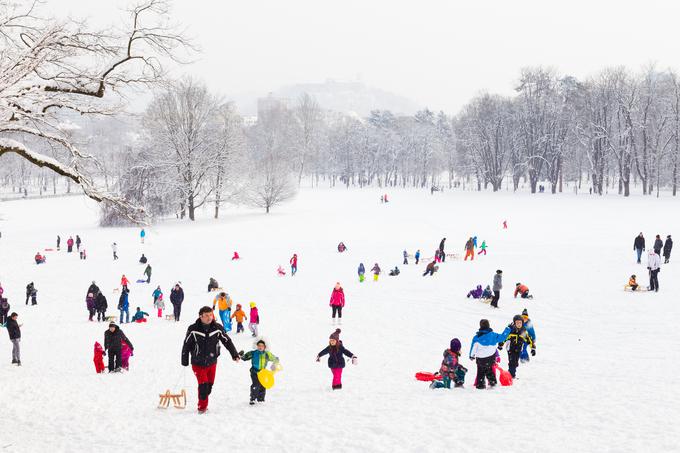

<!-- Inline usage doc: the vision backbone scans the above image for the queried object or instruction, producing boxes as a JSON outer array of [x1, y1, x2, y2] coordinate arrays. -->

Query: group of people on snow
[[631, 232, 672, 292], [431, 311, 536, 390]]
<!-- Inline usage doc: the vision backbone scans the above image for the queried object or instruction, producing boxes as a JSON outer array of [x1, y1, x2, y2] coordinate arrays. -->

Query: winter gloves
[[498, 342, 505, 350], [531, 348, 536, 356]]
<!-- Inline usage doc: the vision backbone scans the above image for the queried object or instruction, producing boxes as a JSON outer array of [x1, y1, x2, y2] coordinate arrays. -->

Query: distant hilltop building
[[257, 93, 291, 119]]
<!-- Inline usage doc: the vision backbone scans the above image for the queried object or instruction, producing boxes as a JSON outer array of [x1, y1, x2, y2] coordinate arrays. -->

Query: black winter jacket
[[499, 326, 534, 353], [104, 326, 132, 352], [181, 319, 238, 367], [95, 293, 108, 311], [88, 284, 100, 296], [634, 236, 645, 250], [170, 287, 184, 305], [6, 318, 20, 339], [664, 238, 673, 257], [317, 342, 354, 369], [653, 238, 663, 253]]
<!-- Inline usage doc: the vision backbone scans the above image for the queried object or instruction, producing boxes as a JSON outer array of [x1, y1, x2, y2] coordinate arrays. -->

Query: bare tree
[[0, 0, 192, 221], [143, 78, 220, 221]]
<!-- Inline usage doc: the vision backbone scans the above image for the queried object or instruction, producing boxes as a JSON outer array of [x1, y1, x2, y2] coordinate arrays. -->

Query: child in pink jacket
[[121, 340, 133, 371], [329, 282, 345, 323]]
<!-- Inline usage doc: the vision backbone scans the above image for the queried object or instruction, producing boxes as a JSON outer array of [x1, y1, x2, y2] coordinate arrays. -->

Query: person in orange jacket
[[464, 237, 475, 261], [231, 303, 247, 333], [514, 283, 533, 299]]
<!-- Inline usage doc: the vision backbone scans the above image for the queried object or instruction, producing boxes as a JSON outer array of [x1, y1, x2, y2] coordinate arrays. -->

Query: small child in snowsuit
[[498, 315, 536, 378], [249, 302, 259, 337], [371, 263, 381, 281], [481, 285, 493, 300], [628, 275, 639, 291], [316, 329, 356, 390], [431, 338, 467, 389], [520, 309, 537, 362], [155, 293, 165, 318], [415, 249, 421, 265], [121, 340, 133, 370], [231, 304, 247, 333], [358, 263, 366, 282], [277, 265, 286, 276], [403, 250, 408, 265], [131, 307, 149, 323], [514, 283, 532, 299], [240, 339, 279, 405], [389, 266, 400, 276], [93, 341, 106, 373], [479, 240, 488, 255]]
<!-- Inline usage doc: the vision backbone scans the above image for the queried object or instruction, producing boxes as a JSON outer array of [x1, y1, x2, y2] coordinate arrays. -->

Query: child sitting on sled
[[481, 285, 493, 300], [131, 307, 149, 323], [627, 275, 639, 291], [277, 265, 286, 276], [466, 285, 483, 299], [431, 338, 467, 389]]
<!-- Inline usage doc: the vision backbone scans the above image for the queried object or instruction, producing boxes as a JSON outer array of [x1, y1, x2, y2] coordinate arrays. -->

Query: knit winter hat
[[522, 308, 529, 317], [479, 319, 490, 330], [450, 338, 461, 353], [249, 302, 256, 308], [329, 328, 341, 341]]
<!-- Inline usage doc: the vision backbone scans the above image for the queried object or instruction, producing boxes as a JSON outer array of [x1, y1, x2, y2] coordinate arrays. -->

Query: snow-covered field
[[0, 189, 678, 453]]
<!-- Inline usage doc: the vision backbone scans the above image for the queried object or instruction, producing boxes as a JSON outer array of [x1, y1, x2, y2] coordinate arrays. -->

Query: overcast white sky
[[52, 0, 680, 112]]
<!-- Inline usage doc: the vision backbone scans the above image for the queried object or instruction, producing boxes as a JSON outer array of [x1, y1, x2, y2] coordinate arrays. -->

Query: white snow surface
[[0, 189, 678, 453]]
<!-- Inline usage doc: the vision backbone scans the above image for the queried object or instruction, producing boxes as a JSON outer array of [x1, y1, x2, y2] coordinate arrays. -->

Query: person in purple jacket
[[316, 329, 357, 390]]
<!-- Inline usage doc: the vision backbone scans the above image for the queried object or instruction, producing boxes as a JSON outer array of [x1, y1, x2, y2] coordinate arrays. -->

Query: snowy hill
[[0, 189, 676, 452]]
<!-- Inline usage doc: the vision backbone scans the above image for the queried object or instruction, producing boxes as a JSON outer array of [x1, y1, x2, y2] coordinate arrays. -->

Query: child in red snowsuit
[[93, 342, 106, 373]]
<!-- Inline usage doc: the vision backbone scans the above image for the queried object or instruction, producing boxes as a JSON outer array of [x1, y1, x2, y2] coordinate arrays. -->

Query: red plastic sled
[[415, 372, 441, 382], [496, 367, 513, 386]]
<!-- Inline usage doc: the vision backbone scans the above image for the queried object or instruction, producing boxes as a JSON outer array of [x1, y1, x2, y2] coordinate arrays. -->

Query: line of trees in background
[[6, 62, 680, 224]]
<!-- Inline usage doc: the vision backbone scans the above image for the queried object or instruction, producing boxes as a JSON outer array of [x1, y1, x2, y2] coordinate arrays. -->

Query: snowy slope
[[0, 189, 677, 453]]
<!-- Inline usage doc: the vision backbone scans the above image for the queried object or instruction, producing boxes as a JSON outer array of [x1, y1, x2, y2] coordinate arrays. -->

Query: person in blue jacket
[[469, 319, 511, 389], [240, 340, 279, 405], [520, 309, 536, 362], [118, 287, 130, 324], [415, 249, 421, 265], [358, 263, 366, 282]]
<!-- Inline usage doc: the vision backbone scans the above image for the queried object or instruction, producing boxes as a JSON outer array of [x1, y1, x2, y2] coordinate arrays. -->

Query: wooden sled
[[158, 389, 186, 409], [209, 287, 224, 292], [105, 315, 117, 322], [623, 285, 648, 292], [165, 314, 175, 321], [480, 297, 492, 304]]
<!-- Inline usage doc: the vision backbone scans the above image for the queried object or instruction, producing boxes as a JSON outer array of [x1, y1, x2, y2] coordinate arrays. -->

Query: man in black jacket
[[170, 283, 184, 322], [653, 234, 663, 255], [95, 292, 108, 322], [7, 312, 21, 365], [634, 233, 645, 264], [182, 306, 240, 412], [104, 323, 133, 372], [663, 235, 673, 263], [439, 238, 446, 262]]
